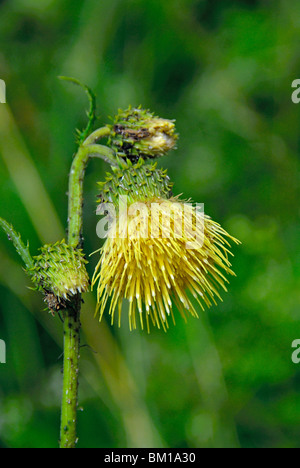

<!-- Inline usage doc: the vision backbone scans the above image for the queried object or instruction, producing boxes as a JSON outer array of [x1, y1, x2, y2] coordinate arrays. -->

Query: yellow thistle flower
[[92, 197, 240, 332]]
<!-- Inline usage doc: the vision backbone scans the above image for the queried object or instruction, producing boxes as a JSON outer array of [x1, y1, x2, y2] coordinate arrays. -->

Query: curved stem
[[82, 125, 111, 146], [67, 143, 117, 249], [84, 144, 120, 167], [60, 134, 117, 448]]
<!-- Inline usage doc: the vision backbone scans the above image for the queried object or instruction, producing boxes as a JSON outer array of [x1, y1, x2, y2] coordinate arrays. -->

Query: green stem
[[68, 142, 117, 249], [60, 298, 81, 448], [60, 132, 117, 448], [82, 125, 111, 146]]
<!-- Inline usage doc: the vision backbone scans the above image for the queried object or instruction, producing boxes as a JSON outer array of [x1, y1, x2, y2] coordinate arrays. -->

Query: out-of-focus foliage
[[0, 0, 299, 448]]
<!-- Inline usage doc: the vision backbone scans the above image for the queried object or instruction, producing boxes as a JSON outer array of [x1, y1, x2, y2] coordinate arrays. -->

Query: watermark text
[[0, 79, 6, 103], [96, 196, 205, 249], [0, 339, 6, 364]]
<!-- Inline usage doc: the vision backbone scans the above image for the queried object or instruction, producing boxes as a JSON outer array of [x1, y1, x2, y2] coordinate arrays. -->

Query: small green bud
[[108, 106, 178, 160], [28, 240, 89, 314]]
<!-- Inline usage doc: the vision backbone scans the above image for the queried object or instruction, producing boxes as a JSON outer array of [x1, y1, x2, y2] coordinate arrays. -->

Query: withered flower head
[[108, 106, 178, 161]]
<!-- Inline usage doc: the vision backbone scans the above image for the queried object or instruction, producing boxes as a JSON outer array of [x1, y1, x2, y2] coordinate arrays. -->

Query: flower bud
[[28, 240, 89, 314], [97, 158, 173, 207], [108, 107, 178, 160]]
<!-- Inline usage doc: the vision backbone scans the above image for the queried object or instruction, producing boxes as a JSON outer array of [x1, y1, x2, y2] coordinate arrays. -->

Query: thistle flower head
[[28, 240, 89, 314], [92, 195, 240, 332], [92, 111, 240, 332], [108, 106, 178, 161]]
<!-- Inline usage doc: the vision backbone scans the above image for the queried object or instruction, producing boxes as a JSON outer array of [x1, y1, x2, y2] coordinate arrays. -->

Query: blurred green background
[[0, 0, 299, 448]]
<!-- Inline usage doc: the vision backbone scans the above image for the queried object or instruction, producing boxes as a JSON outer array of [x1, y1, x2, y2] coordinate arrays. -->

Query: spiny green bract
[[108, 106, 178, 160], [97, 158, 173, 207], [28, 240, 89, 311]]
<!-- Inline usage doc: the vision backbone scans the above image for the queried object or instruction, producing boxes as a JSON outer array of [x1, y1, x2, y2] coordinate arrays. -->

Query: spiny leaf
[[0, 217, 33, 269], [58, 76, 97, 147]]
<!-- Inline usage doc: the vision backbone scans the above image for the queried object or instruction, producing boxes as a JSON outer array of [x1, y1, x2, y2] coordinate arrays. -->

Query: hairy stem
[[60, 133, 116, 448], [68, 140, 117, 249], [60, 299, 81, 448]]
